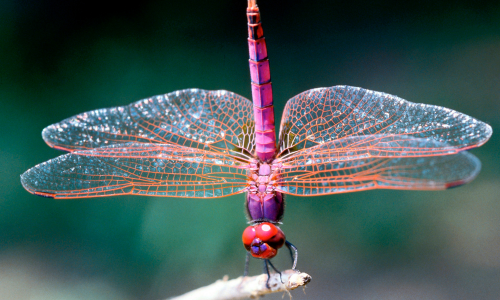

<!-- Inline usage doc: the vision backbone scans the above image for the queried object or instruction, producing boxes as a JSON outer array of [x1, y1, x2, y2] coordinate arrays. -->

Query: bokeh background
[[1, 0, 499, 299]]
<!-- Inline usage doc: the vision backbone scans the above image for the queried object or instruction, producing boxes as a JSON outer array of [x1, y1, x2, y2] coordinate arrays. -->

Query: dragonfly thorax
[[246, 161, 284, 223], [247, 161, 279, 194]]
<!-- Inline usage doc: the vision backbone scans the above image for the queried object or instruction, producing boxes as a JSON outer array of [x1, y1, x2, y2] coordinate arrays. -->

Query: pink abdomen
[[247, 6, 276, 162]]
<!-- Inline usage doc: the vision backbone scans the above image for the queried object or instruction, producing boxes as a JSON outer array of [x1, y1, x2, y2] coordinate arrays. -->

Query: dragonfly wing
[[278, 86, 492, 158], [21, 143, 249, 199], [277, 150, 481, 196], [42, 89, 255, 160], [279, 134, 471, 164]]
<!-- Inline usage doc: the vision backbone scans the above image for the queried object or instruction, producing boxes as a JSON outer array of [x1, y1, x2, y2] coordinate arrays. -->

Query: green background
[[1, 0, 499, 299]]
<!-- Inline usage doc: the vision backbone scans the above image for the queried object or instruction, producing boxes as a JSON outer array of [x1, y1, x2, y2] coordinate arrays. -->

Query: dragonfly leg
[[285, 240, 299, 271], [263, 259, 271, 289], [266, 259, 283, 283], [243, 251, 251, 277]]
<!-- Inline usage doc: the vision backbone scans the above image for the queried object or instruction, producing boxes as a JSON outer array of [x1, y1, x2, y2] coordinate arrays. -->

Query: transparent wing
[[277, 149, 481, 196], [42, 89, 255, 160], [278, 86, 492, 158], [21, 143, 250, 199], [279, 134, 468, 164]]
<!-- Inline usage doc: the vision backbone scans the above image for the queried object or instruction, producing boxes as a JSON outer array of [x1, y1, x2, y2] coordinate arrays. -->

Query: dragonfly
[[21, 0, 491, 278]]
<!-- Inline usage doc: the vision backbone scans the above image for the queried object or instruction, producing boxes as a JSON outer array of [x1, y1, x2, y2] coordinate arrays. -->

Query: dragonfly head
[[242, 222, 285, 259]]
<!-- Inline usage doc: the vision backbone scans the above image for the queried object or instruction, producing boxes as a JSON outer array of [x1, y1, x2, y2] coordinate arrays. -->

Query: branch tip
[[168, 269, 311, 300]]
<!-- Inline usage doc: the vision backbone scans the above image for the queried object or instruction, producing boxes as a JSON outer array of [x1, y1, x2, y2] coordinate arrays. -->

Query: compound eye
[[242, 223, 286, 259], [255, 222, 285, 249], [242, 226, 256, 250], [255, 222, 277, 241]]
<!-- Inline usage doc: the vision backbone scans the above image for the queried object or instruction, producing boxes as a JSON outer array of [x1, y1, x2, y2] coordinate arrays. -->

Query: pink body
[[247, 5, 276, 162], [246, 161, 284, 223], [245, 4, 285, 228], [20, 0, 492, 267]]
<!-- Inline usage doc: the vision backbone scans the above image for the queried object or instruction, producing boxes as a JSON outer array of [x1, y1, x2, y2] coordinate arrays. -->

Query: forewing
[[42, 89, 255, 159], [278, 86, 492, 158], [277, 150, 481, 196], [21, 143, 249, 199]]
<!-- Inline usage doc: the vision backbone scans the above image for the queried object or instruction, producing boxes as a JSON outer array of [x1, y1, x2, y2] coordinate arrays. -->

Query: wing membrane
[[279, 134, 467, 166], [21, 143, 249, 199], [42, 89, 255, 159], [278, 86, 492, 158], [277, 151, 481, 196]]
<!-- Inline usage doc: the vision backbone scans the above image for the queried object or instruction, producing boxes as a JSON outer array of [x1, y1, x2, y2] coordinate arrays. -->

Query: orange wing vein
[[277, 150, 480, 196], [279, 86, 492, 158], [21, 143, 250, 199], [42, 89, 255, 160]]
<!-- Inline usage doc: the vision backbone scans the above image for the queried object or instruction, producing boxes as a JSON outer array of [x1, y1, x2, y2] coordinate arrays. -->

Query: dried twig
[[168, 269, 311, 300]]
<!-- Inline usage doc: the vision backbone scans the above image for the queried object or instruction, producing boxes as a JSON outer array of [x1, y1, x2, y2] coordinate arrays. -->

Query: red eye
[[255, 222, 281, 242], [255, 222, 285, 249], [255, 222, 278, 241], [242, 226, 256, 250], [242, 223, 286, 259]]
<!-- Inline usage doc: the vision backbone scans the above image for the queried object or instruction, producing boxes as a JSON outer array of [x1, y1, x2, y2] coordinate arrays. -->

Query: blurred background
[[1, 0, 499, 299]]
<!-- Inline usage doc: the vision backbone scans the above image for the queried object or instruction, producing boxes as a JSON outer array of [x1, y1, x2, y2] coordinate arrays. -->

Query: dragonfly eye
[[255, 222, 285, 248], [242, 226, 256, 249], [242, 222, 285, 259]]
